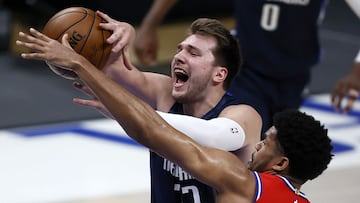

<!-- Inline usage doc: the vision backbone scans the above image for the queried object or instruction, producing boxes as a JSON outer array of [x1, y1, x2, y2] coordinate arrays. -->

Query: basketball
[[42, 7, 112, 80]]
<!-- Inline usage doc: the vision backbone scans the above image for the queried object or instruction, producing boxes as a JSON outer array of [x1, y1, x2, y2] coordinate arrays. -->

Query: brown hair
[[189, 18, 242, 90]]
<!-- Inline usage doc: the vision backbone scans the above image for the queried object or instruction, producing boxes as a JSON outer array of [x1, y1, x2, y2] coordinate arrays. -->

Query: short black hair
[[273, 109, 333, 181]]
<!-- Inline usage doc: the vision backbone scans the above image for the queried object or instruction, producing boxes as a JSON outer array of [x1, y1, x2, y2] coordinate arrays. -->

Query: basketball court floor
[[0, 94, 360, 203]]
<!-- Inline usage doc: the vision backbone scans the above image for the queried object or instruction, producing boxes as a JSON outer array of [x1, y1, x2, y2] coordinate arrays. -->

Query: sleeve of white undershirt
[[156, 111, 245, 151], [355, 49, 360, 62], [345, 0, 360, 18]]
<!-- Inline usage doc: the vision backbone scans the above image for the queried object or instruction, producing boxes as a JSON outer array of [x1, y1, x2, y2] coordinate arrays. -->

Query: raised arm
[[134, 0, 178, 65], [16, 28, 256, 200], [72, 84, 246, 151], [96, 11, 174, 110], [79, 55, 255, 199]]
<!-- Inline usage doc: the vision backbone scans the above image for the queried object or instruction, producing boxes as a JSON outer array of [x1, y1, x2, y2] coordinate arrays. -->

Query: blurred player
[[331, 0, 360, 113], [331, 51, 360, 113]]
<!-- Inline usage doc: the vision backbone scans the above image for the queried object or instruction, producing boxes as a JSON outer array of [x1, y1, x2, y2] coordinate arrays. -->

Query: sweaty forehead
[[180, 34, 217, 51], [265, 127, 285, 154], [264, 126, 279, 143], [264, 126, 277, 137]]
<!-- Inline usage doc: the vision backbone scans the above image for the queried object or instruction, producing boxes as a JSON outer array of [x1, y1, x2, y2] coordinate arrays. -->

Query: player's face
[[247, 127, 284, 172], [170, 34, 219, 102]]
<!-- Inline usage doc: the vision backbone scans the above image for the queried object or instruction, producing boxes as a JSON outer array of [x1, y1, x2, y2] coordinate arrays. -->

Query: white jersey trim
[[253, 171, 262, 201]]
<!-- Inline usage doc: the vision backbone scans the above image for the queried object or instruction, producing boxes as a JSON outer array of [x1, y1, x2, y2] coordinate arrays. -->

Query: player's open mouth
[[174, 69, 189, 83]]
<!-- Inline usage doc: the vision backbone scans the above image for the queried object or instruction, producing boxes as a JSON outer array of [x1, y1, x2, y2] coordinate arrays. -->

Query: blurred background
[[0, 1, 359, 203], [0, 0, 359, 129]]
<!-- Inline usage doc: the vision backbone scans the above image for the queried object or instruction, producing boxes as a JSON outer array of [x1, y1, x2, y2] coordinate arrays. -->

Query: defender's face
[[170, 34, 218, 102], [248, 127, 284, 172]]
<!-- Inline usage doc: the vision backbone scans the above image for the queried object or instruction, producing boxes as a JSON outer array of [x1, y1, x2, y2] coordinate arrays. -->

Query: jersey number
[[261, 4, 280, 31], [174, 184, 201, 203]]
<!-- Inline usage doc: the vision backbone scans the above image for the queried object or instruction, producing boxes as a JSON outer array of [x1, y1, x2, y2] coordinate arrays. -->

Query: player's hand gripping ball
[[42, 7, 112, 80]]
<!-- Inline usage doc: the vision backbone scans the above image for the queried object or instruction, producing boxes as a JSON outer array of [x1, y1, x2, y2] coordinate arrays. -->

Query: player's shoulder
[[220, 104, 262, 127], [222, 103, 260, 118]]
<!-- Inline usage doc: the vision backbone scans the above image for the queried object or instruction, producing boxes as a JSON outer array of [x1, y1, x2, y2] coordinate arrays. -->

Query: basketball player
[[16, 29, 333, 202], [133, 0, 360, 135], [17, 17, 262, 203]]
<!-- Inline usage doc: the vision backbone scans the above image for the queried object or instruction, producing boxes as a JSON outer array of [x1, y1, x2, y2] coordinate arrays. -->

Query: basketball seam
[[78, 9, 95, 63], [45, 8, 109, 71], [47, 11, 89, 40], [99, 19, 107, 68]]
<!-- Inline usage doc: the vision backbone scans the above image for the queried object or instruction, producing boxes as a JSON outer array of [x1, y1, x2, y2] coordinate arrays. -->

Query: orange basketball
[[42, 7, 112, 80]]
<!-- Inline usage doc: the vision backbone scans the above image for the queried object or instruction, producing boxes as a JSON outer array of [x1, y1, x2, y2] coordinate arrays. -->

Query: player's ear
[[213, 66, 227, 83], [272, 156, 289, 172]]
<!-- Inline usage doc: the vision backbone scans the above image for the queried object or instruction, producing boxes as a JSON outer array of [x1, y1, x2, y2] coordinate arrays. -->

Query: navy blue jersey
[[150, 92, 242, 203], [234, 0, 327, 78]]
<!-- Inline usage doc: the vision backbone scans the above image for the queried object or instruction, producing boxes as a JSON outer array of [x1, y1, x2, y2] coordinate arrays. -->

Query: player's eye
[[189, 49, 199, 56]]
